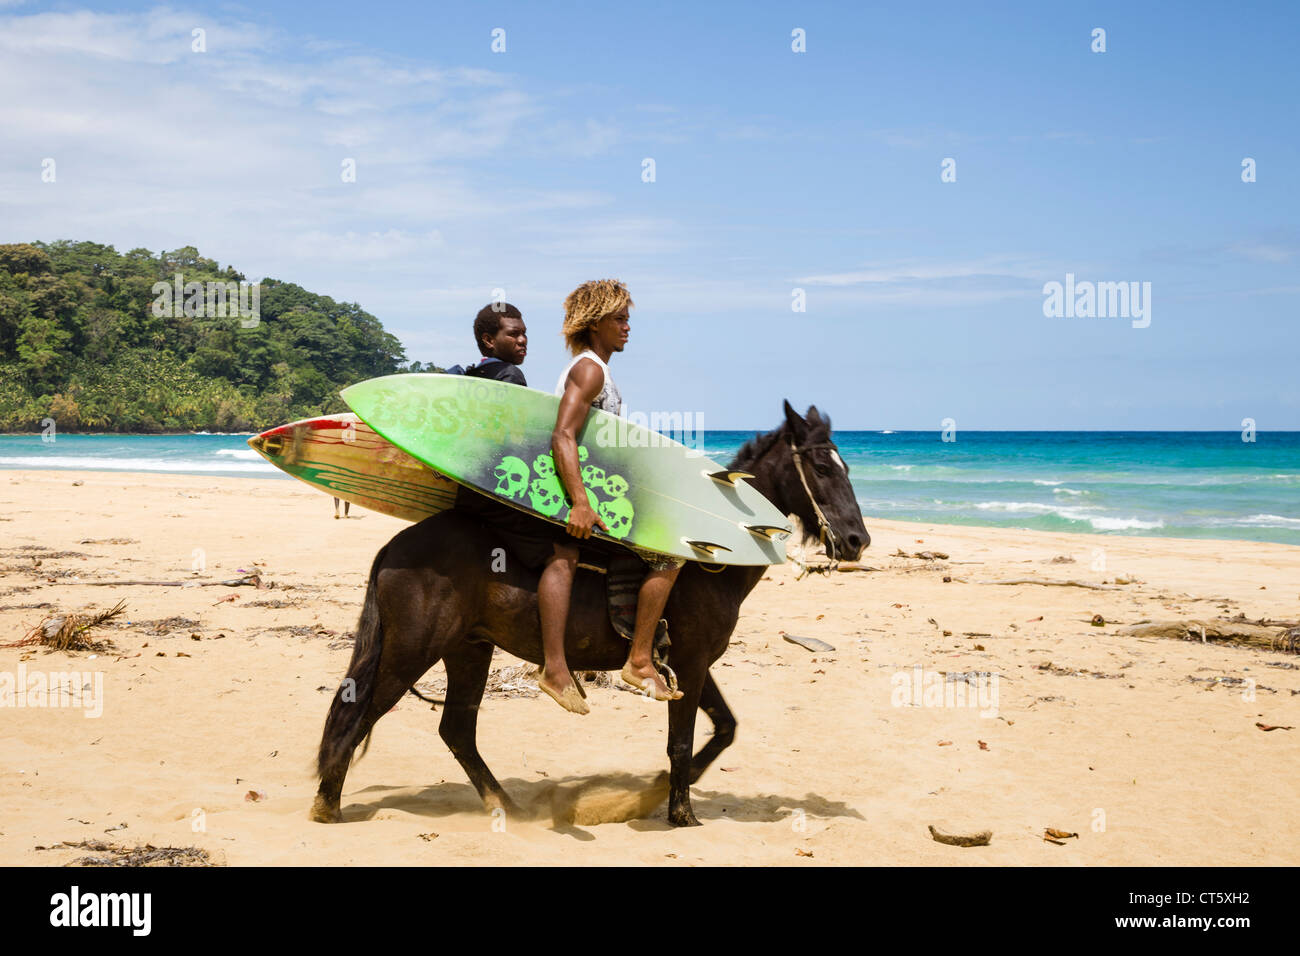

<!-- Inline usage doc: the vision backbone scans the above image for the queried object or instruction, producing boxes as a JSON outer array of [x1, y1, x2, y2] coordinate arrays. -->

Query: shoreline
[[6, 428, 1300, 435], [0, 432, 260, 438], [4, 467, 1299, 552]]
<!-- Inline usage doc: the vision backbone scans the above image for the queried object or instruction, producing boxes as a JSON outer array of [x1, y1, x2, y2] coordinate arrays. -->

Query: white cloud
[[0, 8, 268, 62], [0, 4, 691, 337], [519, 218, 686, 258], [795, 257, 1046, 286], [1229, 241, 1294, 264], [289, 229, 446, 262], [786, 257, 1072, 308]]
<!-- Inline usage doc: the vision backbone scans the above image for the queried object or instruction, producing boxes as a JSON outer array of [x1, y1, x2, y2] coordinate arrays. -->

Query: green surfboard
[[341, 373, 791, 565]]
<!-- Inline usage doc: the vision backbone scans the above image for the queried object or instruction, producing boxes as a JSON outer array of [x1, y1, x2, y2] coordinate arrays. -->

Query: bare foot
[[620, 662, 682, 701], [538, 669, 590, 714]]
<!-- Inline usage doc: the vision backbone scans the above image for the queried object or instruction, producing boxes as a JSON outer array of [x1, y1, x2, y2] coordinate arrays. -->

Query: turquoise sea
[[2, 431, 1297, 547]]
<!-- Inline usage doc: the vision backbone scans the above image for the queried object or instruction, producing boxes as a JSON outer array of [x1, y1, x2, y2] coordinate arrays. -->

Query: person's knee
[[651, 562, 682, 582], [548, 543, 579, 568]]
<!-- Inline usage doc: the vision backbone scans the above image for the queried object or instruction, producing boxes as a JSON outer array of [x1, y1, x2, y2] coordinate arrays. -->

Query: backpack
[[444, 357, 505, 377]]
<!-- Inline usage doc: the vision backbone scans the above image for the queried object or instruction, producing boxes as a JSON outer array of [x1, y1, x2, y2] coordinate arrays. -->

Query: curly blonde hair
[[561, 279, 634, 355]]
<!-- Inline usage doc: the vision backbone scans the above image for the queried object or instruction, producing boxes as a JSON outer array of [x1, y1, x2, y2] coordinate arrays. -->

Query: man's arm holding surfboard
[[552, 360, 608, 540]]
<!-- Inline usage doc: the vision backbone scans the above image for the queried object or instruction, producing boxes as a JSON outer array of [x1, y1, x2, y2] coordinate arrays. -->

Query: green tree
[[16, 312, 71, 388], [0, 241, 421, 431]]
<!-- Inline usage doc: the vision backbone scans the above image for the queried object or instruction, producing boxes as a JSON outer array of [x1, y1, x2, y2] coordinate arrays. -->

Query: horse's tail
[[316, 543, 388, 782]]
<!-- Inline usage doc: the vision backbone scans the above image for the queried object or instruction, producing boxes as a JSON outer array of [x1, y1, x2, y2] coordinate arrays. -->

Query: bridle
[[715, 431, 845, 578], [788, 439, 843, 574]]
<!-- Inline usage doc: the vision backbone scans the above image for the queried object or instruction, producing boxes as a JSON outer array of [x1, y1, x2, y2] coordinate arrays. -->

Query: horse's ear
[[806, 405, 831, 433], [783, 400, 807, 440]]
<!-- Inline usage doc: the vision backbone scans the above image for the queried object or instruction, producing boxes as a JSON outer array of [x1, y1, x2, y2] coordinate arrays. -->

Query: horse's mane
[[729, 424, 786, 471], [730, 411, 833, 471]]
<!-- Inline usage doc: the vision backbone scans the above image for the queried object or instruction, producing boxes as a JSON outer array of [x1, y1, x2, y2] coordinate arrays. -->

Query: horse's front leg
[[666, 666, 707, 827]]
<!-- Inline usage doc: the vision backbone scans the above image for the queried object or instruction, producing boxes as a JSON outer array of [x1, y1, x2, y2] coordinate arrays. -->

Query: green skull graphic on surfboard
[[496, 447, 633, 538]]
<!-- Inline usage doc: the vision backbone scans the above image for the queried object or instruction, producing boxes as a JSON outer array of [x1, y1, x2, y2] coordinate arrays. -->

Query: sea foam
[[0, 455, 274, 473]]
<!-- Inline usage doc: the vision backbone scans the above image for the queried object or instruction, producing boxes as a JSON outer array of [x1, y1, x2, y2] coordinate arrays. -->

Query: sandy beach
[[2, 468, 1298, 866]]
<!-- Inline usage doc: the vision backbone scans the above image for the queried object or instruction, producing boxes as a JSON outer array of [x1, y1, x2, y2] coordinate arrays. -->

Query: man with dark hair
[[460, 303, 528, 385], [455, 300, 586, 698]]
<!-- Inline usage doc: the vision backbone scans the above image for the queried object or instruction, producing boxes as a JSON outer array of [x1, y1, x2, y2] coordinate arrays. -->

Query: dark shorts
[[455, 489, 618, 572]]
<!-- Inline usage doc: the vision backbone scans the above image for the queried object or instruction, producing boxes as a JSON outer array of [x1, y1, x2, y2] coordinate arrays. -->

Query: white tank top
[[554, 349, 623, 416]]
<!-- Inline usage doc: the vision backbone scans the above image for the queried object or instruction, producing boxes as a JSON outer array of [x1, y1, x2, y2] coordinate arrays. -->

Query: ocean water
[[2, 431, 1297, 547], [705, 430, 1300, 547]]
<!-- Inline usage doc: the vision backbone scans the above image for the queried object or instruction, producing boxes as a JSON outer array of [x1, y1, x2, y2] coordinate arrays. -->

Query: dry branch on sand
[[414, 661, 545, 704], [928, 825, 992, 847], [1121, 620, 1300, 654], [963, 578, 1122, 590], [792, 561, 878, 575], [5, 600, 126, 651], [36, 840, 218, 867], [76, 573, 263, 588], [894, 549, 950, 560]]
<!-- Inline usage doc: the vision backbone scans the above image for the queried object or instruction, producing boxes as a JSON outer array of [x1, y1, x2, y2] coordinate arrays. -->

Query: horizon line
[[3, 427, 1299, 437]]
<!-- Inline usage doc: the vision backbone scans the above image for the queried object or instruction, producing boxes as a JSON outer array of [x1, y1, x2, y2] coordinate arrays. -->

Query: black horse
[[312, 401, 869, 827]]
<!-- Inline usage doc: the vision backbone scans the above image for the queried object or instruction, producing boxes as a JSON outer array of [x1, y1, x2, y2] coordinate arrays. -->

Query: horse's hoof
[[309, 795, 343, 824], [483, 790, 522, 822], [668, 807, 702, 828]]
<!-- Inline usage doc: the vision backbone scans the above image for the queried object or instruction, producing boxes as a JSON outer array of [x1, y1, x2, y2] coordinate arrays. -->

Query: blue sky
[[1, 0, 1296, 428]]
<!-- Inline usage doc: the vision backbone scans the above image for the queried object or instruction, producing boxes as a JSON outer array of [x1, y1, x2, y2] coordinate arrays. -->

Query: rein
[[729, 430, 844, 580], [788, 440, 841, 578]]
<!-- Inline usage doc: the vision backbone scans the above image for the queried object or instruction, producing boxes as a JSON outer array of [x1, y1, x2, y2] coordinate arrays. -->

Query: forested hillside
[[0, 241, 432, 432]]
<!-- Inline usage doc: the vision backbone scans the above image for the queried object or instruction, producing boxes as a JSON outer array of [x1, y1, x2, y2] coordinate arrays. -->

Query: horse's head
[[731, 401, 870, 561], [779, 401, 869, 561], [732, 402, 865, 564]]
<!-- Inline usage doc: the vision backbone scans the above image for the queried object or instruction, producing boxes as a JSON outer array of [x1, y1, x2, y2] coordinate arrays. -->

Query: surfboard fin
[[744, 524, 792, 541], [683, 539, 733, 557], [704, 469, 755, 486]]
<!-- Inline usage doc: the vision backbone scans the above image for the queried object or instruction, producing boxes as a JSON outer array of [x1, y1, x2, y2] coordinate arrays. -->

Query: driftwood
[[74, 574, 263, 588], [1227, 613, 1300, 628], [792, 562, 878, 574], [1121, 620, 1300, 654], [928, 825, 992, 847], [975, 578, 1121, 591], [894, 549, 949, 560]]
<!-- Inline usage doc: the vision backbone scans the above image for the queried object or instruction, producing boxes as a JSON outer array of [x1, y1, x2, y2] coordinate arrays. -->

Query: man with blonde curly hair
[[531, 279, 684, 713]]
